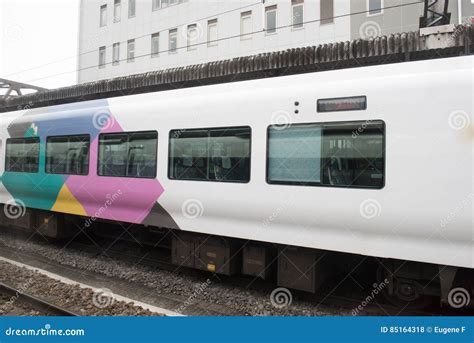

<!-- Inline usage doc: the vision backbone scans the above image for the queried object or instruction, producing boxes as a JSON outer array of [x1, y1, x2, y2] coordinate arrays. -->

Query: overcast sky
[[0, 0, 79, 90]]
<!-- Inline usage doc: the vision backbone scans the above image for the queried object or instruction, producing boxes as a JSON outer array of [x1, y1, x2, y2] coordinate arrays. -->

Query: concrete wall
[[77, 0, 352, 83]]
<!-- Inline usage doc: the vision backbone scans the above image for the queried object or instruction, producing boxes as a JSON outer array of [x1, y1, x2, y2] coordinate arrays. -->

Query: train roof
[[1, 24, 472, 114]]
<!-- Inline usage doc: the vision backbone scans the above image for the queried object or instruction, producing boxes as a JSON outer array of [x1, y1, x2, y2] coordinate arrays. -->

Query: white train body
[[0, 56, 472, 272]]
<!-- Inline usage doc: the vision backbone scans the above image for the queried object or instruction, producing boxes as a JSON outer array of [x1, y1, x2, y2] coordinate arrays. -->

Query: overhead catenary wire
[[3, 1, 263, 79], [25, 0, 424, 84]]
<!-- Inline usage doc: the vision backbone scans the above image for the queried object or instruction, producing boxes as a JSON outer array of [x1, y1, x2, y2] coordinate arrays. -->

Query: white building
[[77, 0, 473, 84], [77, 0, 351, 83]]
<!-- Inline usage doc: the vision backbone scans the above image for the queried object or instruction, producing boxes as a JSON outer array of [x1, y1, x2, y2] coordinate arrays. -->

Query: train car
[[0, 55, 472, 305]]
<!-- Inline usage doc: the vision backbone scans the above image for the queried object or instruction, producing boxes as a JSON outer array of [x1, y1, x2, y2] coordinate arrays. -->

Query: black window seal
[[97, 130, 158, 179], [265, 120, 386, 190], [5, 137, 41, 174], [45, 134, 91, 176], [167, 125, 252, 184]]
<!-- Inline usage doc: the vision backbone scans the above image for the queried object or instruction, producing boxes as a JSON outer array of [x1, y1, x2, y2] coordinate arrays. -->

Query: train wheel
[[376, 265, 433, 310]]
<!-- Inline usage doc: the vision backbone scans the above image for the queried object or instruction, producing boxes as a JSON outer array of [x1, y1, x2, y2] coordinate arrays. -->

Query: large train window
[[98, 131, 158, 178], [5, 137, 40, 173], [267, 120, 385, 189], [46, 135, 90, 175], [168, 126, 251, 183]]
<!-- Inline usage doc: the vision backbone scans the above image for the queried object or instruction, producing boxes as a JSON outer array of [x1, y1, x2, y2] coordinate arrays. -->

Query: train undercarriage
[[1, 206, 472, 309]]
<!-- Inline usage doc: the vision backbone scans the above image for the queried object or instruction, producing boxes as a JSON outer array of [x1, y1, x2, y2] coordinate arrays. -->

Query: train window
[[46, 135, 90, 175], [267, 120, 384, 189], [98, 131, 158, 178], [5, 137, 40, 173], [169, 126, 251, 183]]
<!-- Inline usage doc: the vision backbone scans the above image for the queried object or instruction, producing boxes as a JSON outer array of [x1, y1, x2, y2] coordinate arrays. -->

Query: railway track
[[0, 281, 78, 316], [0, 229, 460, 316]]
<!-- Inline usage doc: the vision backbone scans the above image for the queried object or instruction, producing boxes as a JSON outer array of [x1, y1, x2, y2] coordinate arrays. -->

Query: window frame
[[367, 0, 383, 16], [320, 0, 334, 24], [187, 24, 197, 51], [240, 11, 253, 40], [5, 137, 41, 173], [151, 32, 160, 57], [152, 0, 160, 11], [167, 125, 252, 184], [97, 130, 158, 179], [99, 46, 106, 68], [45, 134, 91, 176], [114, 0, 121, 22], [291, 0, 304, 29], [112, 42, 120, 65], [128, 0, 136, 18], [265, 5, 278, 35], [168, 28, 178, 53], [127, 39, 135, 62], [207, 19, 218, 47], [265, 120, 386, 189], [100, 4, 107, 27]]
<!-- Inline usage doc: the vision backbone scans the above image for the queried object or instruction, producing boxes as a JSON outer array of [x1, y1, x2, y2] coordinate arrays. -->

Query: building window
[[151, 33, 160, 57], [265, 5, 277, 34], [5, 137, 40, 173], [128, 0, 136, 18], [46, 135, 90, 175], [240, 11, 252, 40], [292, 0, 304, 28], [113, 43, 120, 65], [368, 0, 383, 15], [153, 0, 188, 10], [100, 4, 107, 27], [187, 24, 197, 51], [98, 131, 158, 178], [99, 46, 106, 68], [267, 121, 385, 189], [114, 0, 121, 22], [207, 19, 218, 47], [127, 39, 135, 62], [320, 0, 334, 24], [169, 126, 251, 183], [169, 28, 177, 53]]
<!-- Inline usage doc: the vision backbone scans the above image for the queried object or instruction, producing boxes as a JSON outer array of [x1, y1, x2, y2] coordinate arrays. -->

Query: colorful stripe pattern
[[1, 100, 165, 225]]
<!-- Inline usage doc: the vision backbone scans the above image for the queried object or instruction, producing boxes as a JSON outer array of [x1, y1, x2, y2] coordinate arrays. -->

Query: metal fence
[[1, 24, 472, 113]]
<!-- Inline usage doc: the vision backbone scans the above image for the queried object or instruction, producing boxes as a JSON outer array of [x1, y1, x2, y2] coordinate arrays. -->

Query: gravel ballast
[[0, 231, 349, 316], [0, 260, 165, 316]]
